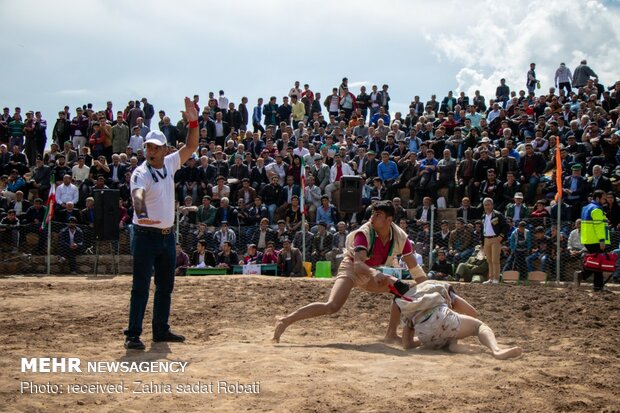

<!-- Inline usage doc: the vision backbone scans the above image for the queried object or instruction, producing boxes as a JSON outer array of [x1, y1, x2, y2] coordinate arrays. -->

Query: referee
[[578, 190, 610, 292], [124, 97, 199, 350]]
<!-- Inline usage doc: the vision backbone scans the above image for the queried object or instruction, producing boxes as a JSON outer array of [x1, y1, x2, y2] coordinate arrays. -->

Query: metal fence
[[2, 210, 619, 282]]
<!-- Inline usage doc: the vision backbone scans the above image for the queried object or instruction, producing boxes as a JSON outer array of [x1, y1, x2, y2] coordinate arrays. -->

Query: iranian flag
[[300, 156, 306, 216], [41, 177, 56, 230]]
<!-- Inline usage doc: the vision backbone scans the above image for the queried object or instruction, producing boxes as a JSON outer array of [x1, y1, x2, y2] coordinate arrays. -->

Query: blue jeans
[[125, 228, 176, 339], [526, 250, 549, 273], [525, 175, 540, 203]]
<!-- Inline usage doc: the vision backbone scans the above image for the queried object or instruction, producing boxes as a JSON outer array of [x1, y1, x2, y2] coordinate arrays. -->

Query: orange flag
[[555, 136, 562, 202]]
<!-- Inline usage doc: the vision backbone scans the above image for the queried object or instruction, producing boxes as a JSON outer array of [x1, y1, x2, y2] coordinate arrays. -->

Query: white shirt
[[129, 134, 144, 154], [293, 147, 309, 158], [329, 162, 354, 183], [72, 165, 90, 182], [131, 151, 181, 229], [56, 183, 79, 205], [483, 213, 497, 236]]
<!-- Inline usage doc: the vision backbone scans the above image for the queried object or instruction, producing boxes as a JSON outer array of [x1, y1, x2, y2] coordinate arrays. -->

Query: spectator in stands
[[503, 221, 531, 280], [252, 217, 276, 251], [572, 60, 598, 89], [481, 197, 508, 284], [214, 221, 236, 249], [241, 243, 263, 265], [315, 195, 337, 230], [563, 163, 588, 220], [277, 238, 305, 277], [55, 174, 78, 211], [260, 175, 283, 223], [504, 192, 530, 225], [174, 243, 189, 277], [59, 216, 83, 274], [417, 149, 438, 199], [427, 249, 453, 280], [0, 209, 20, 252], [311, 222, 333, 262], [519, 143, 546, 204], [216, 241, 238, 274], [191, 239, 216, 267], [525, 226, 550, 273], [448, 218, 475, 265], [479, 169, 503, 210], [325, 153, 354, 202]]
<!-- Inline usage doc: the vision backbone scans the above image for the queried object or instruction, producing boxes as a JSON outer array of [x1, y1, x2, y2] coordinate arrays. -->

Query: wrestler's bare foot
[[272, 316, 288, 343], [492, 346, 523, 360], [383, 335, 401, 344]]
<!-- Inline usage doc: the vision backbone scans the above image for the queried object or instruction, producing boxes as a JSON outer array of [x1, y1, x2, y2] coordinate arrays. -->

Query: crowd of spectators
[[1, 66, 619, 279]]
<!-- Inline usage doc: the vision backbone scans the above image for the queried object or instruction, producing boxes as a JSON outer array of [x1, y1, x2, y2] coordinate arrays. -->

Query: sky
[[1, 0, 619, 147]]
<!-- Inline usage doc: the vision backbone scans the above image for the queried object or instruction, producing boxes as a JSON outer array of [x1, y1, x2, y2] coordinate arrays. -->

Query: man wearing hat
[[504, 192, 530, 225], [124, 97, 199, 350], [563, 163, 588, 221], [58, 216, 84, 274]]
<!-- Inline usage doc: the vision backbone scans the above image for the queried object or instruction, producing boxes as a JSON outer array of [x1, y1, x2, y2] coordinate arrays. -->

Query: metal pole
[[302, 214, 306, 264], [175, 203, 180, 243], [556, 198, 562, 283], [428, 205, 435, 269], [46, 220, 52, 275]]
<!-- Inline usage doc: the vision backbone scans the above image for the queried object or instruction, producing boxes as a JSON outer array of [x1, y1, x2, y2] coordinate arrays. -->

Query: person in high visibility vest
[[577, 190, 610, 291]]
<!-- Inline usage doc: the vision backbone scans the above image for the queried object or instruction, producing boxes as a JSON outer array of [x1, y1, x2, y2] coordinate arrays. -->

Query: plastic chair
[[314, 261, 332, 278], [303, 262, 312, 277]]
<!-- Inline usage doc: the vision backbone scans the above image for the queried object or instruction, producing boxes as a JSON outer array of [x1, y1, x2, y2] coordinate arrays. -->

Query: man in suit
[[250, 156, 270, 192], [496, 147, 519, 182], [251, 217, 276, 250], [208, 112, 230, 147], [59, 217, 84, 274], [236, 178, 257, 206], [9, 190, 31, 221], [311, 222, 333, 262], [276, 175, 300, 220], [415, 196, 433, 222], [519, 143, 546, 204], [588, 164, 611, 192], [311, 156, 331, 192], [107, 154, 127, 189], [504, 192, 530, 224], [61, 141, 78, 166], [456, 197, 480, 223], [277, 238, 305, 277], [440, 91, 458, 114], [481, 198, 508, 284], [563, 163, 589, 221]]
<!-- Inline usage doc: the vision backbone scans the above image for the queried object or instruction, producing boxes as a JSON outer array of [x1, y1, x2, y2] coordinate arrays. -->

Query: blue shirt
[[316, 205, 334, 226], [509, 148, 520, 162], [377, 160, 399, 182], [420, 157, 438, 171]]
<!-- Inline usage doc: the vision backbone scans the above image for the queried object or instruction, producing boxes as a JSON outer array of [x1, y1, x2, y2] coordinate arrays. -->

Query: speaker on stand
[[93, 189, 120, 276], [339, 176, 363, 213]]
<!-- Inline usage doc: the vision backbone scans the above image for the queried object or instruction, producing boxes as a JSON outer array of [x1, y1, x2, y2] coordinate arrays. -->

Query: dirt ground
[[0, 275, 618, 413]]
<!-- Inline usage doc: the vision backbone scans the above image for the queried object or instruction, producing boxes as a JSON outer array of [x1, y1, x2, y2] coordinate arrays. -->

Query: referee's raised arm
[[178, 96, 200, 164]]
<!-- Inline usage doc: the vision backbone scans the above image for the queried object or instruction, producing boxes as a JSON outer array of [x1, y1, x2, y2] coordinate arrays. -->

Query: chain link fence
[[2, 209, 619, 282]]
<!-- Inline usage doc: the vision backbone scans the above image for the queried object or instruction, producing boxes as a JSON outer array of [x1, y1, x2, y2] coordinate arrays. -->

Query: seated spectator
[[504, 192, 530, 225], [274, 219, 291, 249], [526, 226, 551, 273], [0, 209, 20, 252], [604, 192, 620, 231], [311, 222, 333, 262], [455, 245, 488, 282], [214, 221, 236, 249], [427, 249, 454, 280], [214, 197, 237, 226], [174, 243, 190, 277], [456, 196, 480, 223], [58, 216, 83, 274], [196, 195, 217, 227], [56, 201, 81, 224], [315, 196, 337, 230], [529, 200, 551, 227], [9, 190, 30, 221], [285, 195, 303, 233], [216, 241, 238, 274], [240, 243, 263, 265], [261, 241, 279, 265], [448, 218, 475, 265], [251, 217, 276, 251], [191, 239, 217, 267], [276, 238, 305, 277], [503, 221, 531, 280]]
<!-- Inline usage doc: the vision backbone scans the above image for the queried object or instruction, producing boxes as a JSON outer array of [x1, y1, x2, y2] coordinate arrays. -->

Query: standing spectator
[[8, 112, 25, 150], [572, 59, 598, 89], [495, 79, 510, 108], [141, 98, 155, 128], [503, 221, 531, 280], [52, 111, 71, 147], [59, 216, 84, 274], [554, 63, 573, 94], [126, 100, 145, 129], [526, 62, 538, 94], [238, 96, 249, 131], [481, 197, 508, 284], [252, 98, 265, 133]]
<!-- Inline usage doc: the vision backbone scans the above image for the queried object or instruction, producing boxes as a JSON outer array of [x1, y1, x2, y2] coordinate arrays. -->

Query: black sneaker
[[124, 336, 145, 350], [153, 330, 186, 343]]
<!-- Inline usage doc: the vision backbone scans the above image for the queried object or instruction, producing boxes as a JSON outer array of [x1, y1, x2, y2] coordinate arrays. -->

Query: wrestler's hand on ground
[[137, 218, 162, 225], [182, 97, 198, 122]]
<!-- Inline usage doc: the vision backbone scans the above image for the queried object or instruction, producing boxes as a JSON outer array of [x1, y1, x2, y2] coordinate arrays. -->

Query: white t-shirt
[[483, 213, 497, 237], [131, 151, 181, 229]]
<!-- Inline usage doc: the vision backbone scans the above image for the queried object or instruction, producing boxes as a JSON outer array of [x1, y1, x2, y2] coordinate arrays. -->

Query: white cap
[[144, 130, 166, 146]]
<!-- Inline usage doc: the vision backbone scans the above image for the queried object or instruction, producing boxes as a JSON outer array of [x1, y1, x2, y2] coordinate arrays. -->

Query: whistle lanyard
[[146, 163, 167, 183], [368, 228, 395, 261]]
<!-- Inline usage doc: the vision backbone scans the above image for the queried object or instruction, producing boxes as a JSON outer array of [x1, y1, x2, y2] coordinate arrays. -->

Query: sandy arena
[[0, 275, 618, 413]]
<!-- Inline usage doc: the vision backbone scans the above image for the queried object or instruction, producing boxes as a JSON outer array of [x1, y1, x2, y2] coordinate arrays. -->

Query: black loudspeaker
[[94, 189, 120, 241], [339, 176, 363, 212]]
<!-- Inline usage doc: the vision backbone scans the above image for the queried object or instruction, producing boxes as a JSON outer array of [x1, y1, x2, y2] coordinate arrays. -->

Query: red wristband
[[189, 120, 199, 129]]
